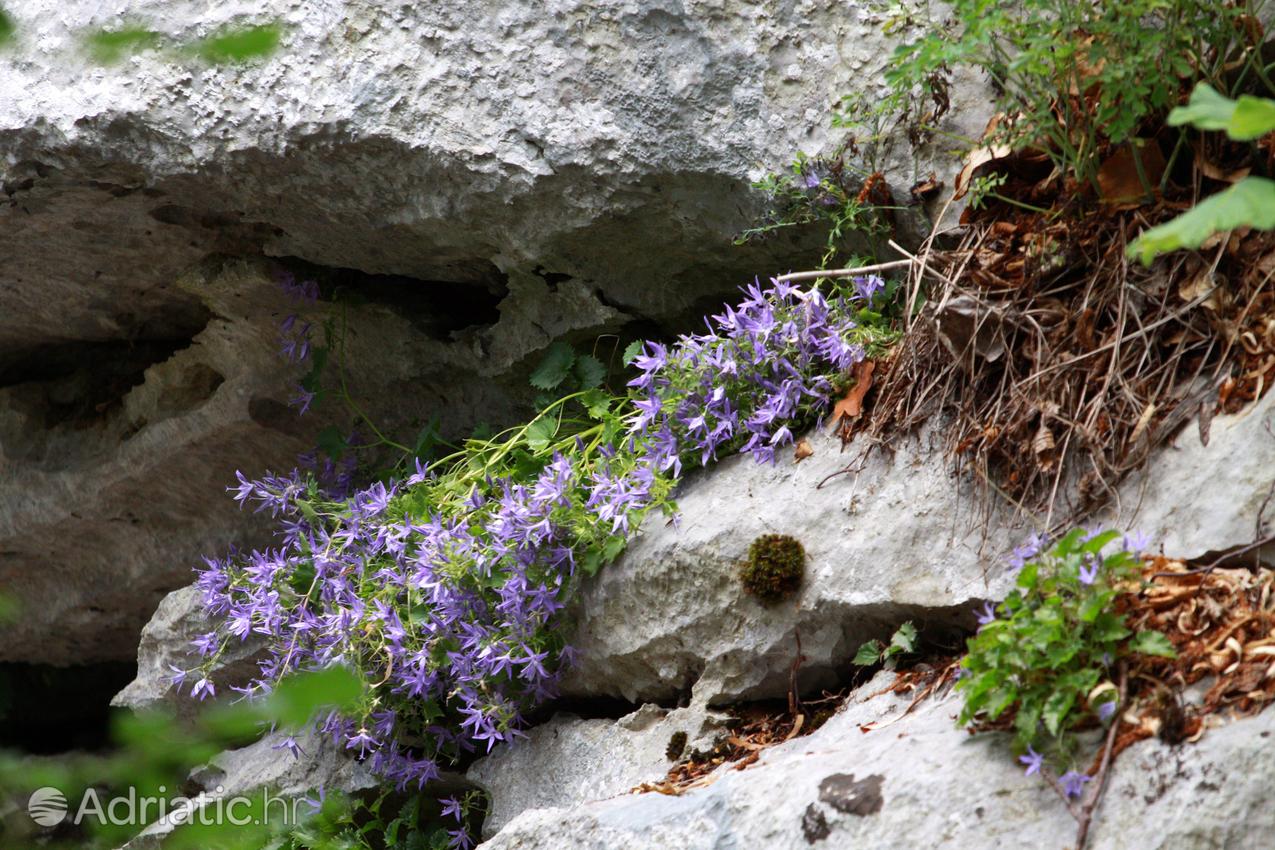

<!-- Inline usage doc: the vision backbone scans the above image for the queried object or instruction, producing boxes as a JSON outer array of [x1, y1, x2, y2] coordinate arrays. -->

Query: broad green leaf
[[580, 388, 612, 419], [1079, 530, 1121, 556], [413, 415, 443, 459], [86, 27, 161, 62], [1042, 687, 1076, 736], [889, 621, 918, 655], [984, 687, 1016, 720], [529, 341, 575, 391], [1052, 527, 1087, 557], [853, 640, 884, 666], [524, 416, 558, 453], [602, 534, 627, 563], [580, 547, 603, 577], [1078, 591, 1109, 624], [573, 354, 607, 390], [1129, 177, 1275, 264], [316, 425, 346, 459], [1014, 700, 1042, 741], [1089, 612, 1131, 642], [1169, 83, 1275, 141], [193, 23, 282, 63], [267, 666, 365, 728], [1129, 630, 1177, 658]]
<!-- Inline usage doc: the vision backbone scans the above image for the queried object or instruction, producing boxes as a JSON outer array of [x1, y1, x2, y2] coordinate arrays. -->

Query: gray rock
[[0, 257, 608, 665], [1114, 389, 1275, 561], [0, 0, 991, 324], [560, 426, 1023, 705], [110, 585, 265, 720], [482, 672, 1275, 850], [561, 395, 1275, 707], [468, 703, 728, 838], [0, 0, 994, 665]]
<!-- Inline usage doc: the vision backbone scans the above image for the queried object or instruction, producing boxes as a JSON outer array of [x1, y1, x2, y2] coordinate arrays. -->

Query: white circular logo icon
[[27, 786, 68, 827]]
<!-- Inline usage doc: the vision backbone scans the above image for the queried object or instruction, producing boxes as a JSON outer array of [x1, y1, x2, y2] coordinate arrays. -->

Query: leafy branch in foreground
[[1129, 83, 1275, 263]]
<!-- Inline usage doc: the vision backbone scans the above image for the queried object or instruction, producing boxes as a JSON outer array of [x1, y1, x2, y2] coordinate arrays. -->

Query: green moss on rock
[[666, 730, 688, 761], [740, 533, 805, 604]]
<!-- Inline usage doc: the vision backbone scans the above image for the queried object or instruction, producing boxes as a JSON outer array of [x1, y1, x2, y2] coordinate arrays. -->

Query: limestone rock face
[[559, 426, 1022, 706], [0, 0, 991, 664], [467, 704, 728, 838], [482, 673, 1275, 850], [109, 585, 265, 720], [557, 396, 1275, 707]]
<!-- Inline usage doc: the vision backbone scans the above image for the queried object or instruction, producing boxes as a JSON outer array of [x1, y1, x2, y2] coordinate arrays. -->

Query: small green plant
[[736, 151, 900, 268], [1129, 83, 1275, 263], [884, 0, 1253, 192], [958, 529, 1174, 774], [852, 621, 918, 668], [740, 534, 806, 604]]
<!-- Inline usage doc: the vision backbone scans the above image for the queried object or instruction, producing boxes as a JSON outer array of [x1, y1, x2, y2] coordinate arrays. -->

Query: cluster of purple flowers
[[628, 278, 868, 468], [192, 449, 610, 793], [187, 277, 874, 844]]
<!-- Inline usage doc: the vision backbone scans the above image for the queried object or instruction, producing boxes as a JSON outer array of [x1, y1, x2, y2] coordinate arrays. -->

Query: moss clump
[[740, 533, 805, 604], [665, 730, 688, 761]]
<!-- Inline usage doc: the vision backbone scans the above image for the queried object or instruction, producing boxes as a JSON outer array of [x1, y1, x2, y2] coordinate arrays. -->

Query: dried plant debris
[[864, 194, 1275, 521], [632, 699, 840, 796]]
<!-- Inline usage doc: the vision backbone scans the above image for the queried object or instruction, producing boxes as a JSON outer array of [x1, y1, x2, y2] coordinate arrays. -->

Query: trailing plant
[[1129, 82, 1275, 263], [185, 276, 894, 847], [958, 529, 1173, 811]]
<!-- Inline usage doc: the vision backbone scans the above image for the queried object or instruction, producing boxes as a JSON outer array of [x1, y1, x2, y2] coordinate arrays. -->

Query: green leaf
[[1078, 591, 1109, 624], [1129, 177, 1275, 264], [580, 547, 603, 577], [602, 535, 627, 563], [889, 621, 918, 655], [1042, 687, 1076, 736], [853, 640, 884, 666], [524, 416, 558, 453], [1079, 530, 1121, 556], [579, 388, 612, 420], [0, 7, 13, 47], [529, 341, 576, 391], [573, 354, 607, 390], [193, 23, 282, 63], [622, 340, 645, 366], [1129, 630, 1177, 659], [267, 667, 365, 728], [1169, 83, 1275, 141], [1090, 612, 1132, 642], [86, 27, 161, 63], [413, 415, 443, 460]]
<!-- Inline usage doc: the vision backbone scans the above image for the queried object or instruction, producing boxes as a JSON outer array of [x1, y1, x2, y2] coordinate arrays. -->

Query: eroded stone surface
[[0, 0, 994, 665], [468, 703, 728, 838], [560, 426, 1021, 705], [483, 673, 1275, 850]]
